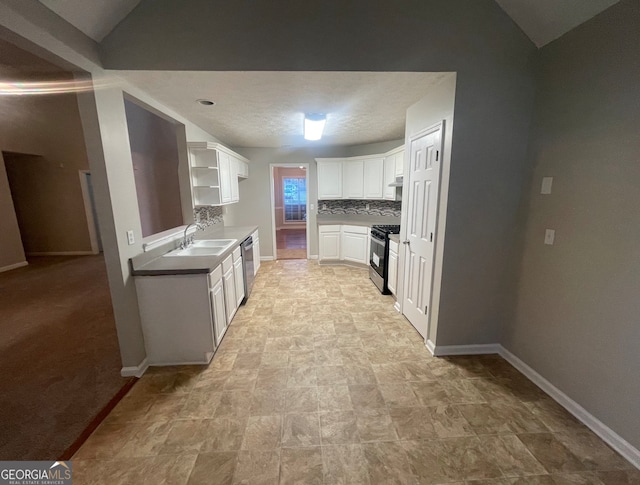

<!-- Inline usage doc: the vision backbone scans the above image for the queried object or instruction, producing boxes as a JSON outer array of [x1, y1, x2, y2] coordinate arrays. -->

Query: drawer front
[[319, 225, 341, 233], [222, 254, 234, 273], [342, 224, 368, 235], [232, 246, 242, 262], [208, 264, 223, 288], [389, 239, 399, 253]]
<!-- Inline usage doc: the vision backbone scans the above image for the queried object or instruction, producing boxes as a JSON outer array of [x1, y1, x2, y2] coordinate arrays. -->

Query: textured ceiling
[[38, 0, 142, 41], [495, 0, 620, 47], [114, 71, 451, 148]]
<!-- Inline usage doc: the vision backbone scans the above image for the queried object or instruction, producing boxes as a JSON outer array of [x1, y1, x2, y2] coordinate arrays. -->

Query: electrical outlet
[[322, 204, 327, 210], [126, 230, 135, 245], [365, 203, 370, 210], [541, 177, 553, 194], [310, 203, 315, 210], [544, 229, 555, 245]]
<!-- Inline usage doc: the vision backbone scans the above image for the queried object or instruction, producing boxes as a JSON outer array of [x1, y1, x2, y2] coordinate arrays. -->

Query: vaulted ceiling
[[38, 0, 620, 47]]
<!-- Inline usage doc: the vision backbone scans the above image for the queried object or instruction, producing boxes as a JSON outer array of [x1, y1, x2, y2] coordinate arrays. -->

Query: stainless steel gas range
[[369, 224, 401, 294]]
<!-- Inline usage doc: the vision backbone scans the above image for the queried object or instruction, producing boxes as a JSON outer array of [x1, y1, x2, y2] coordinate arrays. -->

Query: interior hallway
[[0, 256, 128, 460], [71, 260, 637, 484], [276, 228, 307, 260]]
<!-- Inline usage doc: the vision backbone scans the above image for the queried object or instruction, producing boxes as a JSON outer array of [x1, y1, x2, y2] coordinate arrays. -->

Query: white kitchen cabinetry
[[363, 158, 384, 199], [319, 225, 341, 260], [135, 265, 228, 365], [319, 224, 369, 265], [188, 142, 249, 206], [317, 160, 343, 199], [222, 254, 237, 324], [252, 230, 261, 275], [341, 225, 369, 265], [209, 268, 228, 345], [233, 247, 245, 307], [343, 160, 364, 198], [317, 148, 401, 201], [387, 238, 399, 296]]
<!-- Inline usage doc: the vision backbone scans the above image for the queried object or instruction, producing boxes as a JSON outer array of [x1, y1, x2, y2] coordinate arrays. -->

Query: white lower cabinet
[[233, 248, 245, 307], [135, 265, 228, 365], [222, 254, 237, 325], [387, 239, 399, 296], [341, 225, 369, 264], [252, 230, 261, 275], [209, 265, 228, 345], [319, 224, 369, 265], [319, 225, 341, 260]]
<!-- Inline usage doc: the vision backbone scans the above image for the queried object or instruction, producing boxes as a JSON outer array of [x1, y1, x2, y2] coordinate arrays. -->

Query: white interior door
[[402, 126, 443, 338]]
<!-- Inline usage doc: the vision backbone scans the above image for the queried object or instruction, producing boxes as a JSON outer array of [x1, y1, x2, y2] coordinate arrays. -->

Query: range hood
[[388, 176, 403, 187]]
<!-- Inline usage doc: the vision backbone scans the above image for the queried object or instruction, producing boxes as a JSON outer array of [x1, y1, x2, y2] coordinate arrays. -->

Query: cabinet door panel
[[230, 157, 240, 202], [210, 278, 227, 345], [319, 232, 340, 260], [383, 156, 397, 200], [234, 257, 245, 306], [341, 232, 368, 264], [223, 268, 236, 324], [219, 152, 232, 203], [342, 160, 364, 199], [317, 161, 342, 199], [364, 158, 384, 199], [388, 249, 398, 296]]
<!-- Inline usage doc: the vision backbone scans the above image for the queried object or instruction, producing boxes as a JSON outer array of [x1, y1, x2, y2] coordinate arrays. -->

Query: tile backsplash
[[317, 200, 401, 217], [194, 206, 224, 227]]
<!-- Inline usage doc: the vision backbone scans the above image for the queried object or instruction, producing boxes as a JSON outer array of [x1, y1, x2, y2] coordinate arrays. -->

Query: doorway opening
[[270, 165, 309, 260]]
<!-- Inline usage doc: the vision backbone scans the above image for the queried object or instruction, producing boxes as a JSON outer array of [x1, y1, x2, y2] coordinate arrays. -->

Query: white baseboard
[[309, 255, 319, 260], [27, 251, 96, 256], [429, 342, 501, 357], [0, 261, 28, 273], [424, 341, 640, 468], [120, 358, 148, 378], [498, 345, 640, 470], [261, 256, 275, 261]]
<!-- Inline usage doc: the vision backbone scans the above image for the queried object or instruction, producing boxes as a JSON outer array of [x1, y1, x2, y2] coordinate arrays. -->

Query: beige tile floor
[[73, 261, 639, 484]]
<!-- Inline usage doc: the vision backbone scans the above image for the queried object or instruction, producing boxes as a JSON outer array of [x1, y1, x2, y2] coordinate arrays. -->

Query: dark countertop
[[131, 225, 258, 276], [316, 214, 401, 227]]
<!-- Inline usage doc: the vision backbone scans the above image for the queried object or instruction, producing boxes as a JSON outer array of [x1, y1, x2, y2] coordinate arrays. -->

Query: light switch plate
[[544, 229, 555, 245], [126, 230, 135, 245], [310, 203, 315, 210], [541, 177, 553, 194]]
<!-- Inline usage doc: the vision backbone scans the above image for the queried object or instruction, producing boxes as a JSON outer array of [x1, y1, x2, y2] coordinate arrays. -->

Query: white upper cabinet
[[343, 160, 364, 198], [317, 160, 343, 199], [188, 142, 249, 206], [316, 147, 403, 201], [363, 158, 384, 199]]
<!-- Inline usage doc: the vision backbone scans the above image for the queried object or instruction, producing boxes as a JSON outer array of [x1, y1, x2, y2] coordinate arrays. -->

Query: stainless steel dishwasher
[[240, 236, 255, 304]]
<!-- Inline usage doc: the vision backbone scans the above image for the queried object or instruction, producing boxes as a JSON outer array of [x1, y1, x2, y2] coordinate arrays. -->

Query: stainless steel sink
[[163, 239, 237, 258]]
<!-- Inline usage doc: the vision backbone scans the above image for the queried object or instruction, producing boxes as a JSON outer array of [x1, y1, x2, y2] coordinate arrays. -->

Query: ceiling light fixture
[[197, 99, 215, 106], [304, 114, 326, 141]]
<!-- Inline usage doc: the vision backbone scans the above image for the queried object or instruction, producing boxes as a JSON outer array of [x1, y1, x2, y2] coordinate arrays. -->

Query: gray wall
[[124, 99, 183, 237], [0, 152, 25, 269], [506, 0, 640, 449], [102, 0, 537, 346]]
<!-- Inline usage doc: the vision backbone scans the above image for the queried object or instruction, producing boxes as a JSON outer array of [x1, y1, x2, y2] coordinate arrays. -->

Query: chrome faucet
[[181, 222, 203, 249]]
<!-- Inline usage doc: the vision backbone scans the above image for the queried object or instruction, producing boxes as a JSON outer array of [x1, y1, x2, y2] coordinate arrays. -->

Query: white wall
[[506, 0, 640, 451]]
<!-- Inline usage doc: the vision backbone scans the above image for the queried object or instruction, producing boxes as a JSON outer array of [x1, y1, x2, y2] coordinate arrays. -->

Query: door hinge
[[429, 232, 433, 242], [424, 305, 428, 314], [436, 150, 439, 161]]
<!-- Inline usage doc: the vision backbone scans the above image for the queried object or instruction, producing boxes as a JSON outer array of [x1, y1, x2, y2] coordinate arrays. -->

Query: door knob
[[403, 240, 410, 245]]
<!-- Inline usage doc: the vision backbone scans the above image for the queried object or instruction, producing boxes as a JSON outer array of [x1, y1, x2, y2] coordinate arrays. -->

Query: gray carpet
[[0, 255, 127, 460]]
